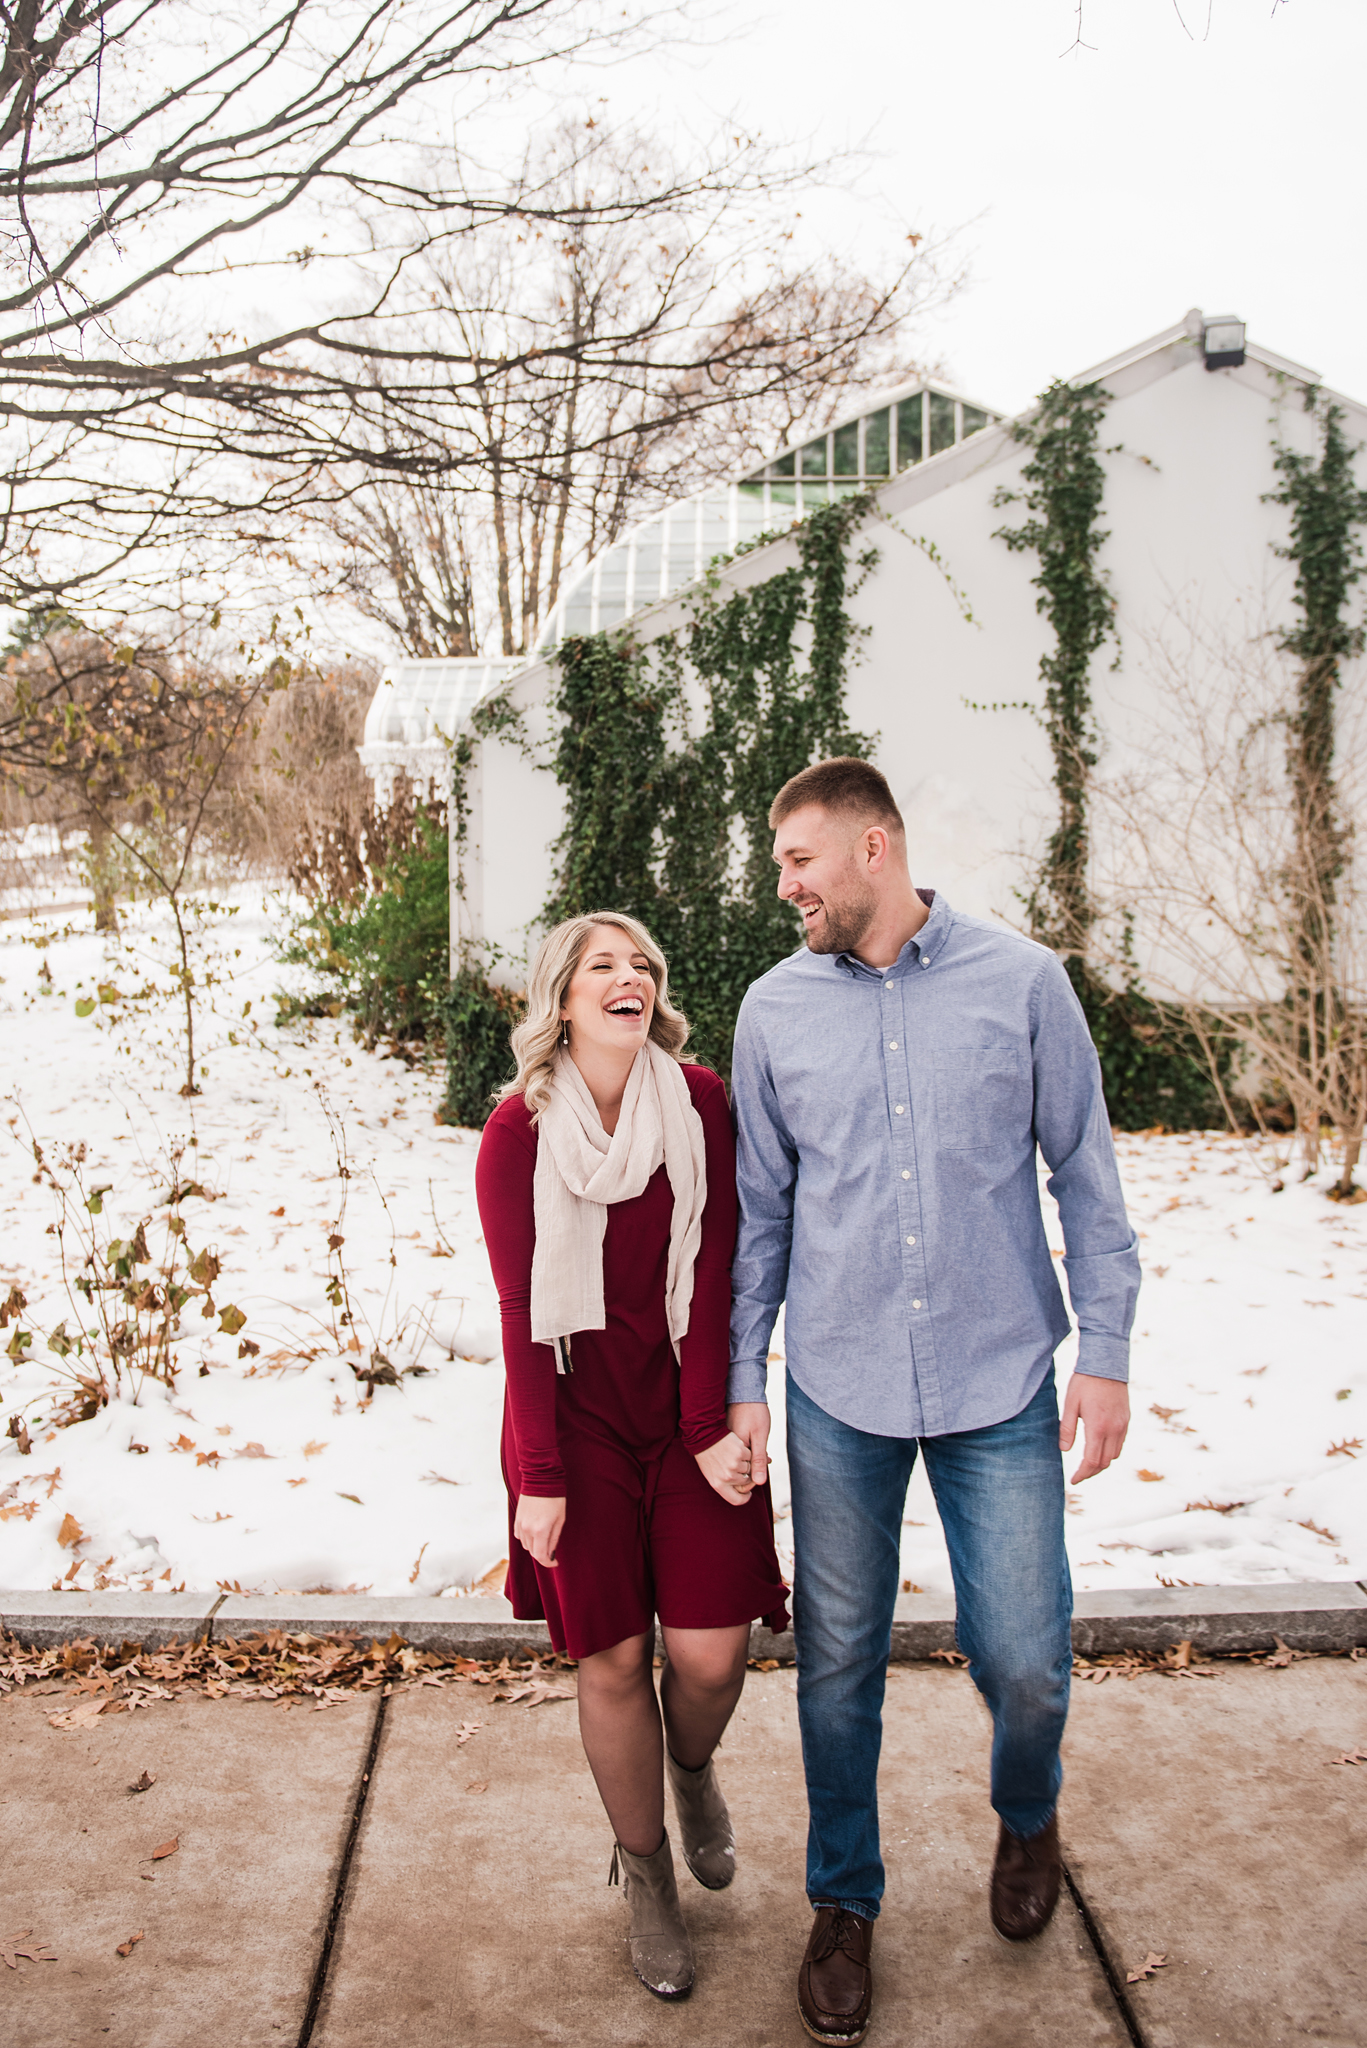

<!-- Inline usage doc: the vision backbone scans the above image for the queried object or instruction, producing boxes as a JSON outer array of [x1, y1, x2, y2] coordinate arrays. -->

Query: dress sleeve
[[677, 1068, 738, 1458], [473, 1105, 566, 1496]]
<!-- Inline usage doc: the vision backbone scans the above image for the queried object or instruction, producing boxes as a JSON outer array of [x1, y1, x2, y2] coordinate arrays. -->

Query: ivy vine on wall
[[993, 378, 1227, 1129], [542, 492, 877, 1076], [1267, 388, 1367, 982]]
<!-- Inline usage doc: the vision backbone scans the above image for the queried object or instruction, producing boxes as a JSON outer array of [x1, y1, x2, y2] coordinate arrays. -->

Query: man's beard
[[802, 878, 877, 955]]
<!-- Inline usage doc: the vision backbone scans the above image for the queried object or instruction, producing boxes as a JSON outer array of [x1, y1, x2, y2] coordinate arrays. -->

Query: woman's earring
[[560, 1018, 569, 1046]]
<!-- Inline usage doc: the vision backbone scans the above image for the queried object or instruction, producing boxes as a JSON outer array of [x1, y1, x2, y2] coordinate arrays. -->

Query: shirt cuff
[[726, 1359, 770, 1406], [1073, 1333, 1130, 1382]]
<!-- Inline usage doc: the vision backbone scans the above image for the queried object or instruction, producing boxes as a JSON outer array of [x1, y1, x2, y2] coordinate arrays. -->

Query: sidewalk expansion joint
[[296, 1691, 390, 2048], [1062, 1862, 1149, 2048]]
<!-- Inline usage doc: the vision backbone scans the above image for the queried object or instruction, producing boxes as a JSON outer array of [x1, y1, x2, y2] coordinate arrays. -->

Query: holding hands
[[693, 1402, 772, 1506], [695, 1427, 760, 1505]]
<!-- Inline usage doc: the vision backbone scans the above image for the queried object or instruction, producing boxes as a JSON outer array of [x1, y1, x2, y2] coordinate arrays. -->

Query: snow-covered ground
[[1, 892, 1364, 1601]]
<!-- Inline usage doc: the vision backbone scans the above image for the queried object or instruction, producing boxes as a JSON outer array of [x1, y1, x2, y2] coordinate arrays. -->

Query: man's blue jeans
[[787, 1368, 1072, 1919]]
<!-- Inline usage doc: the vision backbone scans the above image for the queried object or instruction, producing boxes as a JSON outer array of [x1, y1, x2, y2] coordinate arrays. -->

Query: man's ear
[[863, 826, 891, 874]]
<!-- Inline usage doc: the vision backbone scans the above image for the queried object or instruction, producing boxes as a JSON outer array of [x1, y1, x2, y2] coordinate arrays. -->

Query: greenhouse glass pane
[[832, 422, 859, 476], [668, 541, 698, 588], [700, 503, 730, 558], [769, 481, 797, 509], [962, 404, 989, 438], [929, 391, 956, 454], [863, 409, 890, 476], [896, 395, 923, 469], [633, 538, 663, 600], [772, 450, 796, 476], [801, 438, 828, 477], [800, 481, 831, 510], [598, 549, 629, 600]]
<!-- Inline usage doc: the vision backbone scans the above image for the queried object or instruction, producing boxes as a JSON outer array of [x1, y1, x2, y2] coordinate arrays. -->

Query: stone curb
[[3, 1580, 1365, 1661]]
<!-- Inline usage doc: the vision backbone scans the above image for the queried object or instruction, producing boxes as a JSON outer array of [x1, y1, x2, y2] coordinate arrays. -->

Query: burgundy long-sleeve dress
[[475, 1063, 788, 1660]]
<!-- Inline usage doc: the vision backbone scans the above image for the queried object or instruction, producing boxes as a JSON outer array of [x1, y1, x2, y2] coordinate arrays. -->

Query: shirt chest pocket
[[925, 1039, 1030, 1150]]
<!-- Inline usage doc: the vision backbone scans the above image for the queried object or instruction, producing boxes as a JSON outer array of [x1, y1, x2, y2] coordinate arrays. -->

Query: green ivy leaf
[[74, 996, 96, 1018]]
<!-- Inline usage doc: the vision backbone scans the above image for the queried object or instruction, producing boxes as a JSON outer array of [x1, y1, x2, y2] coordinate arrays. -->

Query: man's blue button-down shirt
[[727, 891, 1142, 1438]]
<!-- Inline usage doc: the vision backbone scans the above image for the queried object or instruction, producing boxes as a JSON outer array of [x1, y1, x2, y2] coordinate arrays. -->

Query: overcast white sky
[[605, 0, 1366, 417]]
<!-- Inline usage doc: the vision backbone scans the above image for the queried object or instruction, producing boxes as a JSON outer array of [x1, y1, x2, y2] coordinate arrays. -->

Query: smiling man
[[725, 757, 1140, 2045]]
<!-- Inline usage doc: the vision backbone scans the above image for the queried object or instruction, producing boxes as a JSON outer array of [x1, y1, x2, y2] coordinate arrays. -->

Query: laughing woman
[[474, 911, 787, 2000]]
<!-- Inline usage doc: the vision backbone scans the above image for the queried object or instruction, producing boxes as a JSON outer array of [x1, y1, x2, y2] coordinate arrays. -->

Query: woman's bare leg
[[659, 1623, 751, 1770], [576, 1631, 665, 1855]]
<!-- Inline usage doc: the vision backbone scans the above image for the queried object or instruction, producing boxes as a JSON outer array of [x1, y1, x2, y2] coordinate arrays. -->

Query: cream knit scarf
[[530, 1041, 707, 1359]]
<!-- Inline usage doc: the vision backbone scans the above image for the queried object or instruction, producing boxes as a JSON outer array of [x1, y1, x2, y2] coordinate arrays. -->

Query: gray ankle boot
[[666, 1748, 736, 1891], [609, 1833, 695, 1999]]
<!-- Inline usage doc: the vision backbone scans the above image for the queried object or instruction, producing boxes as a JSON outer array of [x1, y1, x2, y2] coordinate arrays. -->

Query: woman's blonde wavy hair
[[498, 910, 691, 1119]]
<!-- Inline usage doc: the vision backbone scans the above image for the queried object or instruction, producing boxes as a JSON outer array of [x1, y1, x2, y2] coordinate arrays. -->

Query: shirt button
[[921, 958, 930, 969], [907, 1234, 916, 1244], [901, 1170, 910, 1180], [912, 1298, 922, 1309], [884, 979, 894, 987], [889, 1040, 898, 1050], [895, 1105, 905, 1114]]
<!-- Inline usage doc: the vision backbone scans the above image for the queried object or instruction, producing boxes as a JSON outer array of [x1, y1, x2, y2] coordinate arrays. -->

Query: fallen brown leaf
[[1127, 1951, 1168, 1984], [56, 1512, 84, 1548], [1327, 1438, 1363, 1459], [466, 1780, 488, 1794], [928, 1648, 968, 1666], [497, 1680, 575, 1708], [453, 1721, 483, 1746], [150, 1836, 179, 1860], [1136, 1469, 1164, 1483], [47, 1695, 107, 1729], [127, 1770, 157, 1795], [115, 1930, 144, 1958], [2, 1931, 58, 1968], [234, 1441, 273, 1460], [1325, 1745, 1367, 1766], [302, 1439, 327, 1458]]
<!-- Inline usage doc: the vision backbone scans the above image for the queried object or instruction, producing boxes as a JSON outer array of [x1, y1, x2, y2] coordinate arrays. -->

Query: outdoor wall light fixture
[[1202, 317, 1246, 371]]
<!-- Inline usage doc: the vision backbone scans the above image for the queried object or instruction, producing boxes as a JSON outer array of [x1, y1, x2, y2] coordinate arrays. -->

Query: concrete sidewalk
[[3, 1659, 1364, 2048]]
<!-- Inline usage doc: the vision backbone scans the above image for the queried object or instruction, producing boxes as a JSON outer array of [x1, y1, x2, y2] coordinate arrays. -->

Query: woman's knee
[[578, 1632, 653, 1699], [663, 1627, 748, 1697]]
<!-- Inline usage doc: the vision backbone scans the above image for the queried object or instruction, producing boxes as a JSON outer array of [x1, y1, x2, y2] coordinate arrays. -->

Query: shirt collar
[[837, 888, 951, 978]]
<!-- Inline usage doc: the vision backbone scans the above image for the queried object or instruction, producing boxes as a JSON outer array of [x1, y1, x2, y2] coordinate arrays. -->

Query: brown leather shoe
[[797, 1906, 874, 2044], [990, 1812, 1061, 1942]]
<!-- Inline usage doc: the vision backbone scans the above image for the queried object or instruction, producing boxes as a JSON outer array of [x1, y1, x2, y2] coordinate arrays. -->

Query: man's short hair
[[768, 756, 905, 836]]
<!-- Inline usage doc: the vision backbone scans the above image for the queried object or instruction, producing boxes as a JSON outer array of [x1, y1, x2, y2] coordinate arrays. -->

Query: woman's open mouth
[[606, 996, 645, 1018]]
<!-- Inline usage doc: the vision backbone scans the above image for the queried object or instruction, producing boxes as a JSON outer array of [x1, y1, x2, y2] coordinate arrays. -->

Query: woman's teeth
[[607, 998, 643, 1015]]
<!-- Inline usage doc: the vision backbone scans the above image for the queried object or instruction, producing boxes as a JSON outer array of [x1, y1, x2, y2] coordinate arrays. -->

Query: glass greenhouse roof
[[535, 378, 1003, 650], [361, 656, 529, 748]]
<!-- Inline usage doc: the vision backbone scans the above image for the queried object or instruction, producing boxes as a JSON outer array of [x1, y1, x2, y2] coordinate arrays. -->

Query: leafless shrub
[[1097, 614, 1367, 1194]]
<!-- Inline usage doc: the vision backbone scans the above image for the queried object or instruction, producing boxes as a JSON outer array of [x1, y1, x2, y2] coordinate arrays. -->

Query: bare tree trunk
[[86, 810, 119, 933]]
